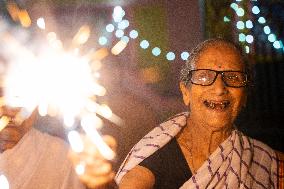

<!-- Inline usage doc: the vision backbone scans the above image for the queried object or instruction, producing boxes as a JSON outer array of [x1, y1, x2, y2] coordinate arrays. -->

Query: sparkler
[[0, 1, 128, 185]]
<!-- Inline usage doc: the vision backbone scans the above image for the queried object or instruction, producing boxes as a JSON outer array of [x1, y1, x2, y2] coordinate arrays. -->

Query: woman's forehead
[[194, 45, 244, 70]]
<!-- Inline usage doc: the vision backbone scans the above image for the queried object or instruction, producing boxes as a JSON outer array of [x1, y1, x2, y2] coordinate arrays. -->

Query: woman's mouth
[[204, 100, 230, 110]]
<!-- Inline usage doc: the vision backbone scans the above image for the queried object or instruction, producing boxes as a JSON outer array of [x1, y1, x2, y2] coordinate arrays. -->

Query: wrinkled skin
[[180, 44, 247, 132]]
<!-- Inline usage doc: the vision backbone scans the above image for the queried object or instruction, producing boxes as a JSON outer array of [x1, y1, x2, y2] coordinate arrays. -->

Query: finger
[[0, 106, 21, 117], [102, 135, 117, 151], [84, 161, 112, 176], [0, 126, 22, 141], [79, 172, 115, 188]]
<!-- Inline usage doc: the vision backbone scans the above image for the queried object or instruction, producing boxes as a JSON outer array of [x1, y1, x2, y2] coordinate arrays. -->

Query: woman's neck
[[177, 117, 233, 173], [186, 117, 233, 154]]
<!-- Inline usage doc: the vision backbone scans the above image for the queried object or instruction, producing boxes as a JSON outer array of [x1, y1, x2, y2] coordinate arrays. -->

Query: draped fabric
[[0, 128, 85, 189], [115, 112, 281, 188]]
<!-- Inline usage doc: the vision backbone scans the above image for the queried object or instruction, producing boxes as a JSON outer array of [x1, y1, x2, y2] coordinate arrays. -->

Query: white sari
[[115, 112, 278, 188]]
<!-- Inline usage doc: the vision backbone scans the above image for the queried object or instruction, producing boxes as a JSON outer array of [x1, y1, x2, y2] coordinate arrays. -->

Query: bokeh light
[[118, 20, 129, 30], [181, 51, 190, 60], [246, 35, 254, 44], [230, 3, 238, 11], [140, 40, 150, 49], [263, 26, 271, 34], [245, 46, 250, 54], [121, 36, 129, 43], [238, 33, 246, 42], [236, 21, 245, 30], [245, 20, 253, 29], [129, 30, 138, 39], [273, 41, 282, 49], [113, 6, 125, 23], [258, 17, 266, 24], [98, 36, 107, 46], [166, 52, 175, 61], [268, 34, 276, 42], [115, 29, 124, 38], [152, 47, 161, 56], [106, 24, 115, 33], [236, 8, 245, 17], [252, 6, 260, 14]]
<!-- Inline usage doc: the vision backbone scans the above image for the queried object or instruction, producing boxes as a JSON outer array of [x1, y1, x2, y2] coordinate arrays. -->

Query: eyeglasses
[[188, 69, 248, 88]]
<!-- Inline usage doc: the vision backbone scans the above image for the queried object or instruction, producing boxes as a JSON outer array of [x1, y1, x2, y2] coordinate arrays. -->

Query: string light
[[231, 1, 283, 52]]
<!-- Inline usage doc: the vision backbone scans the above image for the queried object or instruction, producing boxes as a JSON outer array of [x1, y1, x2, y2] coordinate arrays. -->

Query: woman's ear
[[179, 82, 190, 106]]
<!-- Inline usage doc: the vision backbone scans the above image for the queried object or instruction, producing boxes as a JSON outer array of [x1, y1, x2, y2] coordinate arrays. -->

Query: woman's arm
[[119, 165, 155, 189]]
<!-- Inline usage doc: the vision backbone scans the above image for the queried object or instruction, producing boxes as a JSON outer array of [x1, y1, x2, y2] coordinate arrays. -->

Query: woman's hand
[[69, 135, 117, 189]]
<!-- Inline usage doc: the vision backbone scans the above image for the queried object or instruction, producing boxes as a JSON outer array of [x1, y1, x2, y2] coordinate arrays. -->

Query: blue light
[[230, 3, 238, 11], [223, 16, 230, 22], [166, 52, 175, 61], [273, 41, 282, 49], [245, 46, 250, 54], [180, 52, 190, 60], [106, 24, 115, 33], [98, 36, 107, 45], [263, 26, 271, 34], [118, 20, 129, 30], [140, 40, 149, 49], [236, 21, 245, 30], [268, 34, 276, 42], [129, 30, 138, 39], [152, 47, 161, 56], [236, 8, 245, 17], [238, 33, 246, 42], [258, 17, 266, 24], [121, 36, 129, 43], [115, 29, 124, 38], [245, 20, 253, 29], [246, 35, 254, 44], [252, 6, 260, 14]]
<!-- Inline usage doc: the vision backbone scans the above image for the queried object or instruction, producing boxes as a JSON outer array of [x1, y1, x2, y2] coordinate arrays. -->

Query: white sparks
[[68, 130, 84, 153]]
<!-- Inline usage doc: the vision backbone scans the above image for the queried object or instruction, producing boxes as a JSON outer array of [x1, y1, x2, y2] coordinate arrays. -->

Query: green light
[[239, 33, 246, 42], [263, 26, 271, 34], [223, 16, 230, 22], [268, 34, 276, 43]]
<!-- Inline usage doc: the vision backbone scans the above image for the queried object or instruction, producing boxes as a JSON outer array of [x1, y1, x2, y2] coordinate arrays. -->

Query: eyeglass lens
[[190, 69, 247, 87]]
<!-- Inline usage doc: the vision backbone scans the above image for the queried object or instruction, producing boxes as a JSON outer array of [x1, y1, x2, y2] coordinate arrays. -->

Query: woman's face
[[180, 44, 247, 131]]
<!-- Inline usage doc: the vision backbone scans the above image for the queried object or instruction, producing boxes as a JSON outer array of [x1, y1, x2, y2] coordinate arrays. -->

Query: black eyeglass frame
[[188, 69, 248, 88]]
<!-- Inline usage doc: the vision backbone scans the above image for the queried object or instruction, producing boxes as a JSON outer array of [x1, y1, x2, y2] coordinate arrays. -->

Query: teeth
[[204, 100, 229, 110], [209, 102, 215, 109]]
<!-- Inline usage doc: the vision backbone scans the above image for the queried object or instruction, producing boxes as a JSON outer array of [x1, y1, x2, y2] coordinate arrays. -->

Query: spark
[[72, 25, 91, 46], [0, 8, 123, 181]]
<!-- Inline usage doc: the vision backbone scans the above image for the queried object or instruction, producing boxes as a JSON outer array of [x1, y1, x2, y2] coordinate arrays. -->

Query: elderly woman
[[114, 39, 284, 188]]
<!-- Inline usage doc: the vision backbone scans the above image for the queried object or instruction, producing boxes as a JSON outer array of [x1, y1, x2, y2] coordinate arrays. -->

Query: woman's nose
[[211, 74, 228, 95]]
